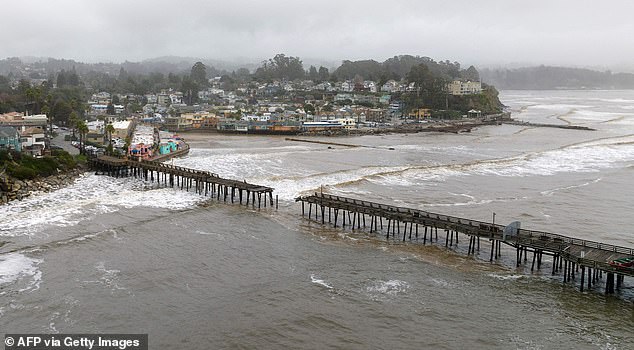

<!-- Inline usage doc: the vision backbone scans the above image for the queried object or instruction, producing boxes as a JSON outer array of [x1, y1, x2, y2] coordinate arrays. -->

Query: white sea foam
[[263, 165, 409, 201], [530, 104, 593, 110], [0, 253, 42, 292], [366, 279, 410, 295], [429, 278, 454, 288], [310, 274, 333, 289], [572, 109, 634, 122], [0, 173, 208, 237], [172, 147, 315, 180], [82, 262, 127, 293], [488, 273, 525, 281], [540, 178, 602, 196], [368, 139, 634, 189]]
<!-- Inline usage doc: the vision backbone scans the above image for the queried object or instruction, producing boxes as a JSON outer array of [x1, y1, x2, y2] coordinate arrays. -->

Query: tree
[[235, 68, 251, 82], [318, 66, 330, 81], [105, 123, 115, 152], [25, 85, 43, 115], [254, 54, 305, 81], [333, 60, 384, 81], [168, 73, 181, 86], [462, 65, 480, 82], [52, 100, 73, 126], [308, 66, 318, 81], [40, 104, 51, 144], [404, 64, 447, 113], [190, 62, 207, 86], [304, 103, 315, 115], [180, 77, 200, 105], [76, 119, 88, 155], [69, 111, 79, 139]]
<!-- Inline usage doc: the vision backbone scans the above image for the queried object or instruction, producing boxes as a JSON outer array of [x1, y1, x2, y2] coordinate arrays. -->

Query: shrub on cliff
[[2, 150, 79, 180], [7, 164, 37, 180], [51, 149, 77, 169]]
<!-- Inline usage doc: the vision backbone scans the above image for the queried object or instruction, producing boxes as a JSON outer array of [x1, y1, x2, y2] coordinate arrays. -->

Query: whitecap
[[310, 274, 333, 289], [488, 273, 525, 281], [366, 279, 410, 295], [0, 253, 42, 292]]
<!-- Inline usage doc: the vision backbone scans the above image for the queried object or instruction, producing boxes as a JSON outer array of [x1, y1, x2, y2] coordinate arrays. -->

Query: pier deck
[[91, 156, 275, 208], [296, 193, 634, 293]]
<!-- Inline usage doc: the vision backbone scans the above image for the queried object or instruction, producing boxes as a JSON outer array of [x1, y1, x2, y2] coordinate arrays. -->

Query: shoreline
[[0, 167, 87, 206], [178, 116, 508, 138]]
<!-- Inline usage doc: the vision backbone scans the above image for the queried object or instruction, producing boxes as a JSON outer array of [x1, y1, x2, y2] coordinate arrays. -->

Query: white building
[[20, 127, 46, 147], [446, 80, 482, 95], [111, 120, 132, 139], [87, 120, 105, 133], [20, 127, 46, 155]]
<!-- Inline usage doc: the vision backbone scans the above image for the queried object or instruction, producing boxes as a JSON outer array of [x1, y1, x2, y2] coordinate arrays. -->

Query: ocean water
[[1, 90, 634, 348]]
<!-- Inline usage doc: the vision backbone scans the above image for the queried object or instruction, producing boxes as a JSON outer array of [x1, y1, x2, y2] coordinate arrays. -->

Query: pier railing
[[297, 193, 634, 258], [91, 155, 275, 208]]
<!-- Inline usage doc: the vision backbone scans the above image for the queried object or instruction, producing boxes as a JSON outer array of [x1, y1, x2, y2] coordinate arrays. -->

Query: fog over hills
[[2, 0, 634, 70]]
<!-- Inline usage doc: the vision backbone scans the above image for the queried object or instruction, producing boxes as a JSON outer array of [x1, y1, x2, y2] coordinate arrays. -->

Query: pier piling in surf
[[91, 156, 275, 208], [296, 193, 634, 295]]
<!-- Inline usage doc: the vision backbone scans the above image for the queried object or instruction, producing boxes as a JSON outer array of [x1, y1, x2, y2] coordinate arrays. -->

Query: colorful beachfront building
[[0, 126, 21, 152]]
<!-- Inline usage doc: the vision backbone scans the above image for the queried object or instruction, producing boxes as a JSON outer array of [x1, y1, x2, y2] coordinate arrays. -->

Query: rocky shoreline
[[0, 167, 87, 205]]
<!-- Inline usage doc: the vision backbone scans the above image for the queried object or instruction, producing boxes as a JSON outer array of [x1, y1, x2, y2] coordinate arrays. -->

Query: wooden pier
[[296, 193, 634, 294], [91, 156, 275, 208]]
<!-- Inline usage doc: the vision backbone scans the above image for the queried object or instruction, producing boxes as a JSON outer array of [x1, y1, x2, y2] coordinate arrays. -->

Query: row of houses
[[158, 106, 398, 132], [222, 79, 481, 96], [0, 126, 47, 156], [217, 117, 359, 134], [0, 112, 49, 156], [85, 119, 134, 146]]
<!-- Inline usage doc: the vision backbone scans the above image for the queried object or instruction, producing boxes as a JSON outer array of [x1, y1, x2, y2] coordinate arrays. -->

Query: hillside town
[[0, 55, 504, 157]]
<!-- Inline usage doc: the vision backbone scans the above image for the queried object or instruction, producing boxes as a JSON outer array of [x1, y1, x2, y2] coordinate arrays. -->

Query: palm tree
[[69, 111, 79, 140], [105, 123, 115, 145], [76, 120, 88, 155], [105, 123, 115, 155]]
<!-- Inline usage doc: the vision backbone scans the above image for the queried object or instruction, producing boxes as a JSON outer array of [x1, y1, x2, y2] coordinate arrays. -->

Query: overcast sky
[[3, 0, 634, 70]]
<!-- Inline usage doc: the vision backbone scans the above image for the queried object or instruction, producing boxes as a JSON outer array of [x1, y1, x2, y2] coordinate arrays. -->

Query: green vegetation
[[0, 54, 504, 121], [399, 63, 502, 115], [254, 54, 305, 81], [0, 149, 80, 180]]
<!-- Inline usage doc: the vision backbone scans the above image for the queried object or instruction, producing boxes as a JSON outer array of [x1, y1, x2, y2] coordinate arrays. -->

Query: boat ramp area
[[90, 156, 276, 209], [296, 193, 634, 295]]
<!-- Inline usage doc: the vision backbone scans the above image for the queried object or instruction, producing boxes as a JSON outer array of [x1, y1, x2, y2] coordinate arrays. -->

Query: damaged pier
[[91, 156, 275, 208], [296, 193, 634, 294]]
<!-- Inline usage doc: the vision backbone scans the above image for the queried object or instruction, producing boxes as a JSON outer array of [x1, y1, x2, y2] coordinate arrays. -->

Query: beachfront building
[[0, 126, 21, 152], [446, 80, 482, 95], [302, 117, 356, 131], [20, 127, 46, 156], [111, 120, 133, 139], [128, 125, 156, 159], [408, 108, 432, 119], [468, 109, 482, 118], [0, 113, 48, 132], [164, 112, 219, 131]]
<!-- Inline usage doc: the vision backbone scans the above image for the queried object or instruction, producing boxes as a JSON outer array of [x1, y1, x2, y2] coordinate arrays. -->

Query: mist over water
[[1, 90, 634, 348]]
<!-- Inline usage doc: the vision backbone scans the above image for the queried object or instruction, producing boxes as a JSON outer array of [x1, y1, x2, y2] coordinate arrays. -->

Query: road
[[51, 129, 79, 155]]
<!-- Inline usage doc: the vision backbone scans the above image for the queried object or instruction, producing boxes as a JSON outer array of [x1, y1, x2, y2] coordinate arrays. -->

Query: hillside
[[481, 66, 634, 90]]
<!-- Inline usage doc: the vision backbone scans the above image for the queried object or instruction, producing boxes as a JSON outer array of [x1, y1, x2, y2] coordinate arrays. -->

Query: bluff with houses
[[0, 54, 503, 140]]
